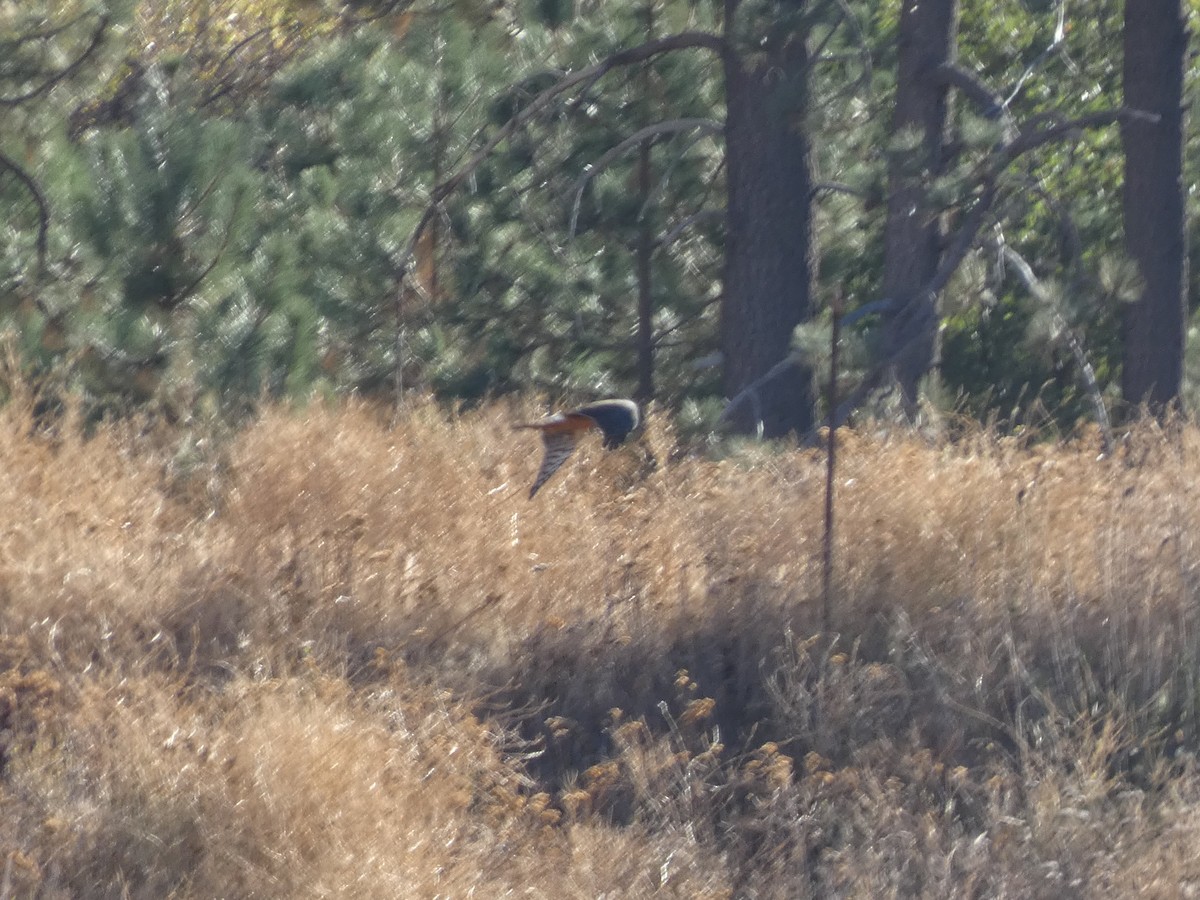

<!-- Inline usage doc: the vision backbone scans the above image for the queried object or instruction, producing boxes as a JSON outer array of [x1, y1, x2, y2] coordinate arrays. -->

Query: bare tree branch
[[172, 186, 247, 306], [0, 150, 49, 273], [926, 181, 998, 298], [1002, 0, 1067, 108], [0, 13, 109, 107], [719, 354, 806, 430], [201, 25, 278, 108], [387, 31, 723, 410], [567, 118, 721, 236], [1001, 107, 1156, 162], [935, 63, 1006, 118], [657, 208, 722, 249], [994, 239, 1113, 453], [840, 298, 895, 327], [939, 3, 1068, 117], [642, 124, 724, 226], [812, 181, 867, 200], [808, 106, 1150, 434], [819, 0, 873, 95], [392, 31, 724, 285], [1013, 174, 1084, 274], [6, 10, 93, 42]]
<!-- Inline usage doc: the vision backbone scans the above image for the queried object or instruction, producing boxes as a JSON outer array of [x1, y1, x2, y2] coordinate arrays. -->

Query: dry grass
[[2, 396, 1200, 897]]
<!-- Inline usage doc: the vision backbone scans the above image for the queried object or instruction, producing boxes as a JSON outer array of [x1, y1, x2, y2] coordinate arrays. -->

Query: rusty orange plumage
[[515, 399, 640, 499]]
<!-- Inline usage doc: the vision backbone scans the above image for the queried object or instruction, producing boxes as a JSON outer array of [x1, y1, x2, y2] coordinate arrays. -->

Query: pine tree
[[57, 67, 266, 416]]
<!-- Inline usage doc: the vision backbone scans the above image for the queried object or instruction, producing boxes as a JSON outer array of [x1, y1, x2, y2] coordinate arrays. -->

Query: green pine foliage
[[0, 0, 1196, 429], [803, 0, 1145, 430], [259, 17, 518, 399], [441, 0, 726, 403], [937, 0, 1131, 427], [53, 69, 270, 418], [131, 0, 341, 112]]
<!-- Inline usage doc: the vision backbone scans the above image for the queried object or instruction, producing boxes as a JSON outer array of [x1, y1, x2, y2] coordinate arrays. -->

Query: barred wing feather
[[529, 431, 578, 499], [515, 399, 639, 499]]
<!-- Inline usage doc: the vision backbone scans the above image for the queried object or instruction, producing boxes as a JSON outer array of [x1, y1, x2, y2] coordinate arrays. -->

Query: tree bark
[[635, 135, 655, 402], [881, 0, 958, 414], [634, 0, 656, 404], [1121, 0, 1187, 411], [719, 0, 815, 438]]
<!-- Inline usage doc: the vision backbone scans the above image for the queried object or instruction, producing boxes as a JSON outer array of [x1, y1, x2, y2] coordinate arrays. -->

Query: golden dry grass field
[[2, 395, 1200, 897]]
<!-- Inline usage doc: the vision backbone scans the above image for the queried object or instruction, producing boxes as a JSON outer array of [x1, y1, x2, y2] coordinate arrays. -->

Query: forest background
[[2, 0, 1194, 438]]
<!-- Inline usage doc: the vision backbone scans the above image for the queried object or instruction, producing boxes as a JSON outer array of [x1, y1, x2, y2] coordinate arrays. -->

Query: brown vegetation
[[1, 396, 1200, 897]]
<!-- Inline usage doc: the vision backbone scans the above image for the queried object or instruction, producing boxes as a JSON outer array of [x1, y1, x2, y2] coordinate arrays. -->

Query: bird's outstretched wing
[[528, 429, 579, 499], [515, 399, 640, 499]]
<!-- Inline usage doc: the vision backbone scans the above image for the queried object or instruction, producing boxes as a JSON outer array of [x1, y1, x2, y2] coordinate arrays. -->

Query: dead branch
[[810, 0, 873, 95], [993, 240, 1113, 454], [642, 125, 725, 227], [386, 30, 723, 411], [1001, 107, 1157, 163], [393, 31, 724, 283], [1003, 0, 1067, 108], [172, 186, 248, 306], [935, 63, 1006, 119], [718, 354, 807, 431], [567, 118, 721, 237], [811, 105, 1151, 434], [657, 208, 722, 249], [0, 150, 50, 273], [0, 13, 109, 107], [812, 181, 867, 200], [840, 298, 896, 327]]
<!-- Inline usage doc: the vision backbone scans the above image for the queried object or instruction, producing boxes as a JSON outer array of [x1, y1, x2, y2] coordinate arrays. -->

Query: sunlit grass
[[2, 396, 1200, 896]]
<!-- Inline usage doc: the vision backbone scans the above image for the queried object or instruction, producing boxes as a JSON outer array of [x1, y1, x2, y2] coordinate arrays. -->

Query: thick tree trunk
[[720, 0, 815, 438], [881, 0, 958, 414], [1121, 0, 1187, 411]]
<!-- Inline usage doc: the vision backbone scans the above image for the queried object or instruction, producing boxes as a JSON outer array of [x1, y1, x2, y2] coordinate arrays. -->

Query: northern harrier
[[515, 399, 640, 499]]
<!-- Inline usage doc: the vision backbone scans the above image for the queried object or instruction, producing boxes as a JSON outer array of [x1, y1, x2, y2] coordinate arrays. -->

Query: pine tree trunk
[[881, 0, 957, 415], [1121, 0, 1187, 411], [635, 136, 655, 403], [719, 0, 815, 438], [635, 0, 656, 404]]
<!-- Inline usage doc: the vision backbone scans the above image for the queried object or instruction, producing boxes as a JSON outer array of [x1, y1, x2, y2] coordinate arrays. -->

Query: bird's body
[[515, 399, 640, 498]]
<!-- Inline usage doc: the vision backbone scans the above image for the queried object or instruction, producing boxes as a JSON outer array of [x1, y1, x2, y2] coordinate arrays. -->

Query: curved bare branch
[[0, 150, 49, 273], [392, 31, 724, 283], [0, 13, 109, 107], [995, 240, 1113, 453], [811, 181, 866, 200], [657, 208, 722, 249], [567, 118, 721, 237], [805, 106, 1151, 434]]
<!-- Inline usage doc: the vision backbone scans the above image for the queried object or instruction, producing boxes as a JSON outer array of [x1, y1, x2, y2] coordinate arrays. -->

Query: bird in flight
[[515, 399, 640, 499]]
